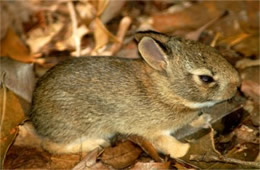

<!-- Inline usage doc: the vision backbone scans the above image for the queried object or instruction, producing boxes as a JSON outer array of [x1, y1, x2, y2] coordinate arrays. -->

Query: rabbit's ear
[[138, 36, 169, 71]]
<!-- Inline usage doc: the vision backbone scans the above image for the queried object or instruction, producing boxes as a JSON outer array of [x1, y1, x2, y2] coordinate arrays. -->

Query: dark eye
[[199, 75, 214, 83]]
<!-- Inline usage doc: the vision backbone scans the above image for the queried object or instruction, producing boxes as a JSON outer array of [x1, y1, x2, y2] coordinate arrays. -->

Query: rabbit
[[30, 30, 240, 158]]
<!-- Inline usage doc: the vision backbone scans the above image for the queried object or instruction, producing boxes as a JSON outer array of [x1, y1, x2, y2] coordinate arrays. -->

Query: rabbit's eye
[[199, 75, 214, 83]]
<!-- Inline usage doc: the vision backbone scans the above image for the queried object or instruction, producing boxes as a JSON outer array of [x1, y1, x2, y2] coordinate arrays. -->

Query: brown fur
[[30, 31, 240, 158]]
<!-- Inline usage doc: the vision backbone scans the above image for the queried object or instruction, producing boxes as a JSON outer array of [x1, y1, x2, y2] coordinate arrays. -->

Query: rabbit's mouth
[[183, 100, 219, 109]]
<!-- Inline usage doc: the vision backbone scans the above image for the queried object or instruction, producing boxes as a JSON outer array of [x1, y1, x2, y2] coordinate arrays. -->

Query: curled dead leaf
[[0, 88, 26, 168], [72, 148, 107, 170], [128, 135, 162, 162], [0, 28, 34, 63], [101, 140, 142, 169]]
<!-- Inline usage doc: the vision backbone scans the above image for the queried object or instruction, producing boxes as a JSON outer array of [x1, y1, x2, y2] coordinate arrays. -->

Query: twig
[[228, 33, 250, 48], [67, 1, 81, 57], [106, 16, 132, 55], [190, 154, 260, 168], [0, 72, 7, 129], [185, 10, 228, 41], [209, 127, 222, 156], [210, 32, 221, 47]]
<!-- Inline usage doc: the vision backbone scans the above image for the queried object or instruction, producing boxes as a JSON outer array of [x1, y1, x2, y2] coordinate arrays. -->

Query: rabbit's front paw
[[168, 142, 190, 158], [150, 132, 190, 158]]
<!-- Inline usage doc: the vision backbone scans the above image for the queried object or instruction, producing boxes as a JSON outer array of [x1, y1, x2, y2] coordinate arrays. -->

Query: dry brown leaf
[[131, 161, 171, 170], [96, 0, 109, 17], [243, 100, 260, 127], [101, 0, 126, 24], [217, 32, 251, 48], [26, 21, 65, 53], [49, 154, 82, 169], [185, 11, 228, 41], [152, 1, 223, 32], [106, 16, 132, 56], [241, 80, 260, 101], [0, 1, 32, 40], [93, 18, 110, 52], [0, 57, 35, 103], [0, 88, 26, 168], [4, 146, 50, 169], [89, 0, 109, 17], [234, 125, 260, 144], [101, 140, 142, 169], [0, 28, 36, 63], [93, 18, 119, 53], [128, 135, 162, 162], [240, 66, 260, 102], [72, 148, 107, 170]]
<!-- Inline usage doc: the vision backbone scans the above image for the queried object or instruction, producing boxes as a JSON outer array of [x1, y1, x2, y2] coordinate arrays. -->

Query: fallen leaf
[[92, 18, 109, 52], [128, 135, 162, 162], [4, 146, 50, 169], [185, 11, 228, 41], [152, 1, 223, 32], [26, 21, 65, 53], [72, 148, 107, 170], [90, 0, 109, 17], [131, 161, 171, 170], [0, 88, 26, 168], [240, 66, 260, 102], [92, 18, 118, 53], [101, 140, 142, 169], [96, 0, 109, 17], [101, 0, 126, 24], [50, 154, 82, 169], [234, 125, 260, 144], [241, 80, 260, 101], [0, 1, 32, 40], [0, 57, 35, 103], [0, 28, 35, 63], [217, 32, 251, 48], [243, 100, 260, 126]]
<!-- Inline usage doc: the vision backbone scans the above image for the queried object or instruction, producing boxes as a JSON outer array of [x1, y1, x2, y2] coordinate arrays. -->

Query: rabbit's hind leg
[[41, 137, 110, 154]]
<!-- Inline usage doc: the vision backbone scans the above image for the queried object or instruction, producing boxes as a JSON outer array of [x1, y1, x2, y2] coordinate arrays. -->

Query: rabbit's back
[[31, 57, 188, 143]]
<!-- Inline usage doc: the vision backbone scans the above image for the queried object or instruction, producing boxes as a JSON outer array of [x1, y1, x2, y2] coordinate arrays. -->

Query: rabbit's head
[[135, 31, 240, 109]]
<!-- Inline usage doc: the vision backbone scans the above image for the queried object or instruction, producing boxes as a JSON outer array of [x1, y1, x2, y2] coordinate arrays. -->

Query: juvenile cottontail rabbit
[[30, 31, 240, 158]]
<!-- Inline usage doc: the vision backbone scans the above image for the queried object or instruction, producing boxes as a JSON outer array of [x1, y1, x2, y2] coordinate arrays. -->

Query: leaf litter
[[1, 0, 259, 169]]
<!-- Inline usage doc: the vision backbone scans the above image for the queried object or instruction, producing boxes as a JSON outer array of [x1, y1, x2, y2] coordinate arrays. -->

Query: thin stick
[[210, 32, 221, 47], [108, 16, 132, 55], [190, 154, 260, 168], [209, 127, 222, 156], [185, 10, 228, 41], [0, 72, 7, 129], [67, 1, 81, 57]]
